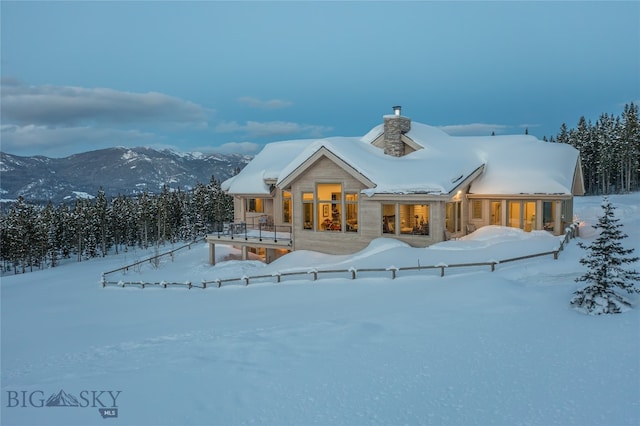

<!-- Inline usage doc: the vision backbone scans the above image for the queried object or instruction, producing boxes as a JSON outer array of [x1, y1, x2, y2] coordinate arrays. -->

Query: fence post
[[440, 266, 445, 277], [188, 281, 192, 290], [216, 279, 222, 288], [202, 279, 207, 289], [554, 251, 558, 260], [491, 262, 496, 272], [244, 277, 249, 286], [101, 275, 106, 288], [351, 270, 356, 280]]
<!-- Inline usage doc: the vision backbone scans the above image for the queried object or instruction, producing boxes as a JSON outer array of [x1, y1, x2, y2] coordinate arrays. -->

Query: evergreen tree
[[620, 102, 639, 192], [570, 197, 640, 314]]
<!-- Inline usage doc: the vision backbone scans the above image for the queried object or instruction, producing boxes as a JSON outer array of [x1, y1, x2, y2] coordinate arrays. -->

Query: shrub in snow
[[571, 197, 640, 315]]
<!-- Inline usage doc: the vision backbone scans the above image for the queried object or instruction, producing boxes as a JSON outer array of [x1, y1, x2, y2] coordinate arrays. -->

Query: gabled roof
[[223, 121, 582, 197], [222, 139, 310, 195]]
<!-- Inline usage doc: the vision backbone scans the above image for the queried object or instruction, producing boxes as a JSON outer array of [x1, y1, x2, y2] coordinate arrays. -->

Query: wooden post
[[244, 277, 249, 286], [440, 266, 445, 277], [216, 279, 222, 288], [391, 269, 396, 280], [313, 271, 318, 281], [209, 242, 216, 265], [202, 280, 207, 289], [491, 262, 496, 272], [554, 251, 558, 260], [351, 270, 356, 280], [188, 281, 192, 290]]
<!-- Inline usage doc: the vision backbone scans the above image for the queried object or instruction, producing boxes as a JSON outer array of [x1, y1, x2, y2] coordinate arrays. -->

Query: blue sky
[[1, 1, 638, 158]]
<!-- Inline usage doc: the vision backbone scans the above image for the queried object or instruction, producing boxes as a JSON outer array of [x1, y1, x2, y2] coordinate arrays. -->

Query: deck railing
[[210, 221, 292, 244]]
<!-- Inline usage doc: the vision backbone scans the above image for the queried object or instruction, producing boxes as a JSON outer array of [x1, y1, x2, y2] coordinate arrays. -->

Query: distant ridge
[[0, 147, 251, 205]]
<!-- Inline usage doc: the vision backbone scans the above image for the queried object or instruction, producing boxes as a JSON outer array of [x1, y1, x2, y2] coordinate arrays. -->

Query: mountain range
[[0, 147, 252, 205]]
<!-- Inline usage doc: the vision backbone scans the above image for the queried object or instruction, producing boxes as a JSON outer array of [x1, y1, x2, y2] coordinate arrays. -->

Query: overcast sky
[[1, 1, 638, 158]]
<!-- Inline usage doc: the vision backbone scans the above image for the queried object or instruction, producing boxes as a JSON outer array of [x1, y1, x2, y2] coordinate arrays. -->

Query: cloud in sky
[[1, 124, 156, 158], [237, 97, 292, 110], [1, 79, 210, 127], [211, 142, 262, 155], [215, 120, 332, 138], [0, 79, 215, 157]]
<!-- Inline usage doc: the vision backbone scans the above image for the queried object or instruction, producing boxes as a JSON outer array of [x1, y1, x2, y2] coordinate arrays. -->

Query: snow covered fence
[[100, 238, 206, 286], [101, 223, 581, 289]]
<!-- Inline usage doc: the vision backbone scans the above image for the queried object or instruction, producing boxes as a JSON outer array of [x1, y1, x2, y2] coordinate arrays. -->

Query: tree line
[[1, 177, 233, 274], [545, 102, 639, 195]]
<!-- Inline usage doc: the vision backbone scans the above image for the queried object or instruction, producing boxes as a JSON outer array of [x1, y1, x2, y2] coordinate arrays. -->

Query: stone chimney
[[383, 105, 411, 157]]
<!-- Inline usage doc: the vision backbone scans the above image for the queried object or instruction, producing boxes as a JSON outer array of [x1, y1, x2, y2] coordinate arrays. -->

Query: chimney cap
[[392, 105, 402, 116]]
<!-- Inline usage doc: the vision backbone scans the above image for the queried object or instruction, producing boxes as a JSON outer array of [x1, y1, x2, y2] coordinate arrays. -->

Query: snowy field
[[1, 194, 639, 426]]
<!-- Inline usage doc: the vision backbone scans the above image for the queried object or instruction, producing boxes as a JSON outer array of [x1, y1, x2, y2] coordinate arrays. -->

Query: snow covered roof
[[223, 121, 581, 197], [222, 139, 312, 195]]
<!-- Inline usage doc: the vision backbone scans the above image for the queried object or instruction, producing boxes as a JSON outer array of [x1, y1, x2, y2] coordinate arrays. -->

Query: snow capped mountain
[[0, 147, 251, 205]]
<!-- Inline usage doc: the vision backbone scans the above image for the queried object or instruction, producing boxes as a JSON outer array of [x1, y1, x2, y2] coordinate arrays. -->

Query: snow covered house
[[207, 107, 584, 264]]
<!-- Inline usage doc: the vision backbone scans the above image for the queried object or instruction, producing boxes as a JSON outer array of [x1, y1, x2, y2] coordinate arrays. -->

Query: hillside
[[0, 147, 251, 204], [1, 194, 638, 426]]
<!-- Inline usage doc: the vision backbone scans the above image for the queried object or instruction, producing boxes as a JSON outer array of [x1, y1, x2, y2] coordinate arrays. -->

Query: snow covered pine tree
[[571, 197, 640, 314]]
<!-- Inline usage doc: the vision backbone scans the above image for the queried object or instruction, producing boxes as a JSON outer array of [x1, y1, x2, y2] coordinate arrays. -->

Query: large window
[[524, 201, 536, 231], [382, 204, 429, 236], [509, 200, 537, 232], [543, 201, 555, 232], [302, 184, 358, 233], [382, 204, 395, 234], [346, 193, 358, 232], [471, 200, 482, 220], [446, 201, 462, 233], [490, 201, 502, 225], [318, 183, 342, 231], [246, 198, 264, 213], [508, 201, 521, 229], [282, 191, 291, 223], [302, 192, 313, 229]]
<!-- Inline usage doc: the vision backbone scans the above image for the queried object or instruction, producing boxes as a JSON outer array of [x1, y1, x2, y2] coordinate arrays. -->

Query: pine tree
[[570, 197, 640, 314]]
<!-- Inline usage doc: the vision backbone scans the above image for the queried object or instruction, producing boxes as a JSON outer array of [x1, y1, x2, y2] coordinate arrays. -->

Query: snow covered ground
[[1, 194, 639, 426]]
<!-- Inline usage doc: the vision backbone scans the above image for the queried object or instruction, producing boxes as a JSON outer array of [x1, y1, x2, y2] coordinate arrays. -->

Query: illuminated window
[[508, 200, 521, 229], [282, 191, 291, 223], [317, 183, 342, 231], [446, 201, 462, 233], [346, 193, 358, 232], [508, 200, 538, 232], [524, 201, 536, 231], [382, 204, 429, 236], [246, 198, 264, 213], [301, 184, 357, 233], [302, 192, 313, 229], [382, 204, 395, 234], [490, 201, 502, 225]]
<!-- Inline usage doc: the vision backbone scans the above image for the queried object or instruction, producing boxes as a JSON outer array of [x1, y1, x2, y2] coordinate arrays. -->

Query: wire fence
[[101, 223, 580, 289]]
